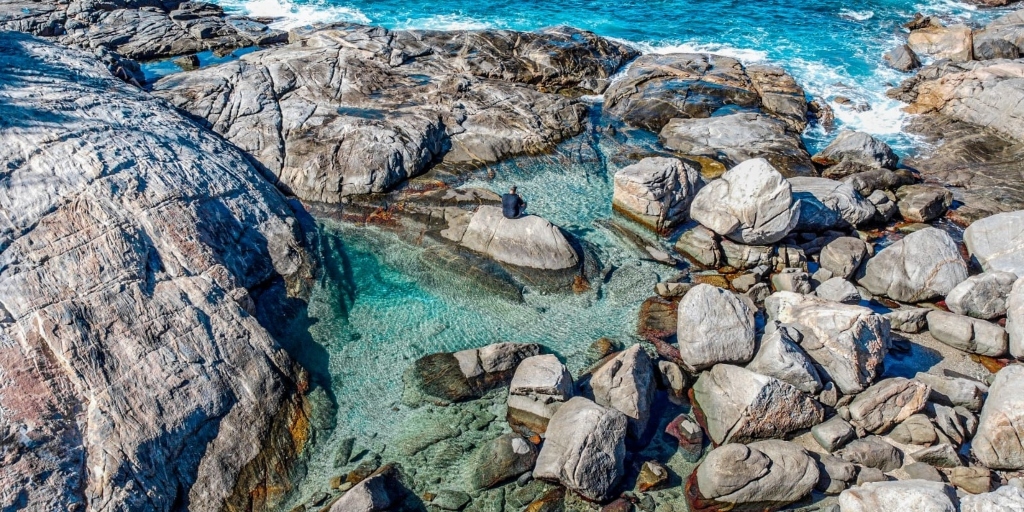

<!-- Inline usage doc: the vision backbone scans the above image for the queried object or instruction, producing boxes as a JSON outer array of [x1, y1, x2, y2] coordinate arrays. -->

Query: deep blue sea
[[192, 0, 1011, 505]]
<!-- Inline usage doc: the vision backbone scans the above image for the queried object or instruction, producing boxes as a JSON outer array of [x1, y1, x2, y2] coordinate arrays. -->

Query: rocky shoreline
[[4, 0, 1024, 511]]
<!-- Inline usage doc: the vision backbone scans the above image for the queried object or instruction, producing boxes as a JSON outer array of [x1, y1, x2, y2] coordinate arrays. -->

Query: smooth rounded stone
[[655, 281, 692, 298], [926, 310, 1008, 357], [330, 465, 408, 512], [857, 227, 969, 303], [884, 308, 930, 334], [675, 284, 756, 372], [974, 365, 1024, 470], [964, 211, 1024, 276], [789, 177, 876, 232], [960, 485, 1024, 511], [812, 130, 899, 170], [457, 206, 578, 270], [816, 278, 862, 304], [835, 436, 904, 472], [1010, 277, 1024, 359], [950, 467, 994, 494], [533, 397, 627, 502], [582, 345, 656, 439], [856, 467, 890, 485], [820, 237, 869, 281], [691, 364, 825, 445], [813, 452, 858, 494], [895, 184, 953, 223], [613, 157, 704, 232], [694, 441, 820, 508], [765, 292, 890, 394], [635, 461, 670, 492], [689, 158, 801, 245], [889, 414, 940, 446], [884, 44, 921, 72], [469, 434, 539, 490], [946, 271, 1017, 320], [907, 24, 974, 62], [902, 462, 943, 482], [911, 443, 963, 468], [406, 342, 541, 404], [913, 372, 987, 412], [507, 354, 574, 437], [747, 325, 823, 393], [838, 480, 957, 512], [813, 416, 857, 453], [431, 490, 472, 511], [847, 378, 930, 434]]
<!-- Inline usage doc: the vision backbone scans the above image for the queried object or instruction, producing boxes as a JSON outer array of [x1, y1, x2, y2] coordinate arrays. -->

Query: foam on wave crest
[[220, 0, 370, 28]]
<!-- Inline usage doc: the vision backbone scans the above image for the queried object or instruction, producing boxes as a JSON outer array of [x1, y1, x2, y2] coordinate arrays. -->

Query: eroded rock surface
[[973, 365, 1024, 470], [857, 227, 968, 303]]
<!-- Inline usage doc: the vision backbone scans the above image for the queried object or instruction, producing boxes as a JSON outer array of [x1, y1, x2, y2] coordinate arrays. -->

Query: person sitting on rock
[[501, 185, 527, 219]]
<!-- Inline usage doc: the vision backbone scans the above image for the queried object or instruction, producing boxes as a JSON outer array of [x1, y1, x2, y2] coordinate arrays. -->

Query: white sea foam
[[392, 13, 500, 31], [629, 39, 769, 62], [219, 0, 369, 28], [839, 9, 875, 21]]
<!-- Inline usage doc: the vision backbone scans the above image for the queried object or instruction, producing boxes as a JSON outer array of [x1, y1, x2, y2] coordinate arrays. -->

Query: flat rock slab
[[456, 206, 579, 270]]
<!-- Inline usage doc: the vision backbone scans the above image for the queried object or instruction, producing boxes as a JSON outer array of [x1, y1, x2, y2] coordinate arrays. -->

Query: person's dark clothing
[[501, 193, 526, 219]]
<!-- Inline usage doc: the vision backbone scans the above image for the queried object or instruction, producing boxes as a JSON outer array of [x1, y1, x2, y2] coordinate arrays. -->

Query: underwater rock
[[468, 433, 539, 490], [404, 342, 541, 404], [857, 227, 968, 303], [612, 157, 704, 232]]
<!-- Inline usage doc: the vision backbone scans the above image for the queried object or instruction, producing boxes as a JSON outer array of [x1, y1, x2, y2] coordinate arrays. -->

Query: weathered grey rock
[[960, 485, 1024, 511], [911, 443, 962, 468], [914, 372, 986, 412], [747, 325, 823, 394], [843, 168, 916, 196], [790, 177, 876, 232], [675, 223, 722, 267], [692, 364, 824, 445], [406, 342, 542, 404], [950, 466, 993, 494], [869, 190, 900, 222], [812, 130, 899, 170], [533, 397, 628, 501], [0, 33, 313, 512], [884, 44, 921, 72], [816, 278, 862, 304], [972, 10, 1024, 61], [656, 360, 688, 402], [820, 237, 869, 281], [856, 467, 890, 485], [848, 378, 930, 434], [695, 441, 820, 508], [964, 211, 1024, 276], [661, 113, 815, 178], [974, 365, 1024, 470], [885, 308, 930, 334], [857, 227, 968, 303], [1009, 277, 1024, 358], [889, 414, 939, 446], [904, 462, 943, 482], [507, 355, 574, 437], [689, 158, 801, 245], [927, 310, 1008, 357], [468, 434, 539, 490], [330, 465, 408, 512], [838, 480, 957, 512], [835, 436, 904, 472], [813, 416, 857, 453], [946, 271, 1017, 320], [583, 345, 656, 439], [772, 268, 813, 294], [896, 184, 953, 223], [813, 452, 858, 494], [153, 25, 635, 201], [765, 292, 890, 394], [907, 24, 974, 62], [455, 206, 579, 270], [675, 284, 756, 372], [613, 157, 703, 232]]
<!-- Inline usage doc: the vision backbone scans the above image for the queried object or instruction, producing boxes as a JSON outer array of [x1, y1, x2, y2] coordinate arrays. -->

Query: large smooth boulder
[[456, 206, 579, 270], [974, 365, 1024, 470], [675, 284, 756, 372], [746, 325, 823, 394], [857, 227, 969, 303], [816, 277, 862, 304], [612, 157, 703, 232], [692, 364, 824, 445], [819, 237, 870, 280], [765, 292, 890, 394], [914, 372, 987, 412], [812, 130, 899, 170], [0, 34, 312, 511], [946, 271, 1017, 320], [848, 378, 930, 434], [330, 465, 408, 512], [790, 177, 876, 232], [964, 211, 1024, 276], [1009, 277, 1024, 358], [907, 24, 974, 62], [689, 158, 801, 245], [896, 184, 953, 223], [507, 354, 574, 437], [835, 436, 904, 472], [661, 113, 815, 177], [961, 485, 1024, 512], [694, 441, 819, 509], [927, 310, 1008, 357], [405, 342, 541, 404], [838, 480, 958, 512], [582, 345, 656, 439], [533, 397, 628, 501]]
